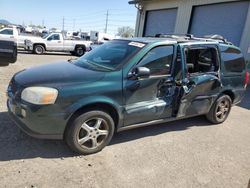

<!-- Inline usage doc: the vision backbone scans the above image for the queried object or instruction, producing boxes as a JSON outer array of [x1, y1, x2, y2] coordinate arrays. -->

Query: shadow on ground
[[0, 111, 211, 161], [0, 86, 249, 161], [238, 86, 250, 110]]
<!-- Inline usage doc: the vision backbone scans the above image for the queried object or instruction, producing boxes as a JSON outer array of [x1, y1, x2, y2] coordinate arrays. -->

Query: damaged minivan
[[7, 35, 249, 154]]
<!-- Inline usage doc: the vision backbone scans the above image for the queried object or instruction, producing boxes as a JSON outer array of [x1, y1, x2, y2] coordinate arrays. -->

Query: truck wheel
[[33, 45, 44, 55], [206, 95, 232, 124], [75, 46, 85, 57], [65, 110, 115, 155]]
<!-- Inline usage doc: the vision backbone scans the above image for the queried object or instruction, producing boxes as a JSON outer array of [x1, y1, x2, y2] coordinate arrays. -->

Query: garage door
[[189, 1, 249, 46], [143, 8, 177, 37]]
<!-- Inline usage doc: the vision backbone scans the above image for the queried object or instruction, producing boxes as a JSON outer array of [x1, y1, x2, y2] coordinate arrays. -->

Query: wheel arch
[[33, 43, 46, 50], [74, 44, 86, 51], [221, 90, 235, 103], [63, 102, 121, 139]]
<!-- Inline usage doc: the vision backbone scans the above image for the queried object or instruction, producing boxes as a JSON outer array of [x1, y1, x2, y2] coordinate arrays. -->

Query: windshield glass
[[74, 40, 146, 71]]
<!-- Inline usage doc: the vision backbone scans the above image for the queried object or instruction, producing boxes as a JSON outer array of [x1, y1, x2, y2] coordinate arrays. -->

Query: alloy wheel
[[77, 118, 109, 149], [216, 99, 230, 121]]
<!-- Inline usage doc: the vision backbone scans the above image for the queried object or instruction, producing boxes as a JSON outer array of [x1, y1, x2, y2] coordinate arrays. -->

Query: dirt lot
[[0, 51, 250, 188]]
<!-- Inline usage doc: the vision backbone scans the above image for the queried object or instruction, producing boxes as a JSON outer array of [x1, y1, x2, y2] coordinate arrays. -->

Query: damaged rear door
[[175, 43, 222, 118]]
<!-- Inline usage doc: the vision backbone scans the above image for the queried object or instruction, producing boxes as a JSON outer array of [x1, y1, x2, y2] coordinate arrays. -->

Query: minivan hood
[[14, 61, 105, 86]]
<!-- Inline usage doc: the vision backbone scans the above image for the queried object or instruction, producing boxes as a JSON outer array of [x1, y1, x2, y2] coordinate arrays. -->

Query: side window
[[0, 29, 13, 35], [53, 34, 60, 40], [47, 34, 60, 41], [220, 46, 245, 73], [138, 46, 173, 76], [185, 47, 219, 74]]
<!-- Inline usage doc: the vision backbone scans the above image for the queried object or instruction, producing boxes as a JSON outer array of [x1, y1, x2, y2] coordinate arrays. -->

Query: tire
[[33, 44, 45, 55], [206, 95, 232, 124], [70, 51, 75, 56], [65, 110, 115, 155], [74, 46, 85, 57]]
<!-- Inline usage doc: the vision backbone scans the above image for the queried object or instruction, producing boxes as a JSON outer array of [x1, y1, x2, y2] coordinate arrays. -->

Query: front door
[[123, 45, 176, 126], [46, 34, 63, 51], [176, 44, 222, 117]]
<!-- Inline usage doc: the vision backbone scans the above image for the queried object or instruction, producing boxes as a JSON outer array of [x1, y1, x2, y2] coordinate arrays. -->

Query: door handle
[[57, 41, 62, 43]]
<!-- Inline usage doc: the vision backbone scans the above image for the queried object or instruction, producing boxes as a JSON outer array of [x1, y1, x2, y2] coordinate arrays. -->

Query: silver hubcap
[[36, 46, 43, 54], [216, 99, 229, 120], [77, 118, 109, 149]]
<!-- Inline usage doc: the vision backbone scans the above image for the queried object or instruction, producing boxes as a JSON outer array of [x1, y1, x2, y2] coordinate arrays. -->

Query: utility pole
[[104, 10, 109, 33], [42, 19, 44, 27], [73, 19, 75, 31], [62, 16, 65, 32]]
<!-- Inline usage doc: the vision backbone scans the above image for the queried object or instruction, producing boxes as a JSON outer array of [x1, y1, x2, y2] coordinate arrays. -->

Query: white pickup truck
[[0, 27, 38, 48], [24, 33, 92, 56]]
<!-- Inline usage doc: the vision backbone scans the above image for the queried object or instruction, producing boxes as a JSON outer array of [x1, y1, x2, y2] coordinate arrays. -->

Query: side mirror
[[0, 40, 17, 66], [129, 67, 150, 80]]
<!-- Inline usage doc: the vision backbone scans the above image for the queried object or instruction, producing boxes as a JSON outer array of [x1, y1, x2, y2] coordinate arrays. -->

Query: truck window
[[185, 47, 219, 74], [47, 34, 60, 41], [220, 46, 245, 73], [0, 29, 13, 35], [138, 46, 173, 76]]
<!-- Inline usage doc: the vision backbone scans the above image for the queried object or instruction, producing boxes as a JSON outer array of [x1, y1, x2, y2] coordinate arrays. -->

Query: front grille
[[8, 78, 23, 100]]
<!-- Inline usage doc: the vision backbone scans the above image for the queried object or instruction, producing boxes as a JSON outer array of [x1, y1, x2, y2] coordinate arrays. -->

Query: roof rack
[[154, 33, 233, 45]]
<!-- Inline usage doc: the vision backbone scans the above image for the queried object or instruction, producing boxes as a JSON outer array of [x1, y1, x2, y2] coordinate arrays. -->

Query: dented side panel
[[177, 73, 221, 117]]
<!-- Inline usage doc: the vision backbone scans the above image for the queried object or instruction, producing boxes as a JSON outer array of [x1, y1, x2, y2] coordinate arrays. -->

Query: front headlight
[[21, 87, 58, 105]]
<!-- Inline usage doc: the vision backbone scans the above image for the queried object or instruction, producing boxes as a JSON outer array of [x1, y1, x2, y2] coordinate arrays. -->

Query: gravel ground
[[0, 51, 250, 188]]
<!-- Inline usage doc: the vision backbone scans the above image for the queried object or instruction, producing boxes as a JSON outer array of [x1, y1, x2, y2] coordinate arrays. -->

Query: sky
[[0, 0, 137, 34]]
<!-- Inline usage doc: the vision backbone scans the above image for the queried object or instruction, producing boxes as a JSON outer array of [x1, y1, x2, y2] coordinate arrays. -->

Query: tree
[[117, 26, 134, 38]]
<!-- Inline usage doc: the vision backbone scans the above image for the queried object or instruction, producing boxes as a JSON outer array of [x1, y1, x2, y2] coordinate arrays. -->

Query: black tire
[[65, 110, 115, 155], [70, 51, 75, 56], [74, 46, 85, 57], [33, 44, 45, 55], [206, 95, 232, 124]]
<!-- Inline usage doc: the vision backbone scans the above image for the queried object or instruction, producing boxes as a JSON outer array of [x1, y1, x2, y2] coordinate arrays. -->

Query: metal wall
[[134, 0, 250, 60], [143, 8, 177, 37], [189, 1, 249, 46]]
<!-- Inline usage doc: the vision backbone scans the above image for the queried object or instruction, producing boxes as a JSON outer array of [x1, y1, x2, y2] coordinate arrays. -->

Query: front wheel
[[65, 111, 115, 155], [206, 95, 232, 124], [33, 45, 45, 55]]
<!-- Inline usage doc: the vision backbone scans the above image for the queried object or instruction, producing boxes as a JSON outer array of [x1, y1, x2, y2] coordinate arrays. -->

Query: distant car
[[7, 35, 249, 154], [24, 33, 92, 56], [0, 27, 39, 48], [0, 40, 17, 66]]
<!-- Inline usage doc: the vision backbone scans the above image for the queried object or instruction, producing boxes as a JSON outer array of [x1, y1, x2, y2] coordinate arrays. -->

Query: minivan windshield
[[74, 40, 146, 71]]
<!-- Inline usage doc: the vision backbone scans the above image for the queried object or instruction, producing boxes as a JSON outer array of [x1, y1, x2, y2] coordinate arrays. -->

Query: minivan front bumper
[[7, 99, 65, 140]]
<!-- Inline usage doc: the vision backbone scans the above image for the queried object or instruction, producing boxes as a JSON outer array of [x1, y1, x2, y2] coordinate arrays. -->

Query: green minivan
[[7, 35, 249, 154]]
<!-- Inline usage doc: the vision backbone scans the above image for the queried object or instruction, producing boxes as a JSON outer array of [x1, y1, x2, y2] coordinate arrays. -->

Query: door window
[[138, 46, 174, 76], [0, 29, 13, 35], [185, 47, 219, 74], [47, 34, 60, 41]]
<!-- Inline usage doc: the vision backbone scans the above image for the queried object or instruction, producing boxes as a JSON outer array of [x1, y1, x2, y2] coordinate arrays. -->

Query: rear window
[[220, 46, 245, 73]]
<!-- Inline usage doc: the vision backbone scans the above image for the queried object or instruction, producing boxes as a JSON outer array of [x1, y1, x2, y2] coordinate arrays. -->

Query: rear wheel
[[74, 46, 85, 56], [33, 45, 44, 55], [206, 95, 232, 124], [65, 110, 115, 155]]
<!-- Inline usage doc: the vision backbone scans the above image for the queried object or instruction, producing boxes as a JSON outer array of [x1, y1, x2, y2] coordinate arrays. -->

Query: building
[[129, 0, 250, 60]]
